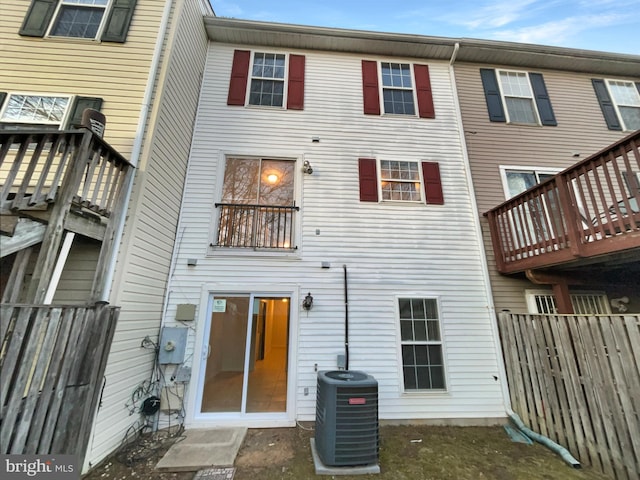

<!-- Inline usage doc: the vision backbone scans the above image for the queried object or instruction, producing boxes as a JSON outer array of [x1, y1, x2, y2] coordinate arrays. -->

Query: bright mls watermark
[[1, 455, 77, 479]]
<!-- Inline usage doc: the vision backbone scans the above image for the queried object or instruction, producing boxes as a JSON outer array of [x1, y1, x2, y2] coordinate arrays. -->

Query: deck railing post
[[26, 131, 94, 303]]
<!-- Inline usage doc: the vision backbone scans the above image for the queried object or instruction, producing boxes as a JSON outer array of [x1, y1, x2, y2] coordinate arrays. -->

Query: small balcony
[[485, 130, 640, 275], [214, 203, 299, 250]]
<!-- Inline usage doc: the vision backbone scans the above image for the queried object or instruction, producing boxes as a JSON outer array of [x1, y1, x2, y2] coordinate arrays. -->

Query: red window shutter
[[361, 60, 380, 115], [287, 54, 305, 110], [421, 162, 444, 204], [358, 158, 378, 202], [414, 64, 435, 119], [227, 50, 250, 106]]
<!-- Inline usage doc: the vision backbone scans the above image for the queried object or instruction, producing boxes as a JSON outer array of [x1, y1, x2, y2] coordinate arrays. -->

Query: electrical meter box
[[158, 327, 188, 364]]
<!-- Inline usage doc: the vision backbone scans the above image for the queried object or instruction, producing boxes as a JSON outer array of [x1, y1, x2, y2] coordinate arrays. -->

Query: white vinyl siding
[[165, 43, 505, 426]]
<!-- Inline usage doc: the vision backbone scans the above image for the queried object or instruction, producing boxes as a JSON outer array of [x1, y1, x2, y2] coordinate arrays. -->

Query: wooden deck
[[1, 129, 133, 303], [485, 130, 640, 274]]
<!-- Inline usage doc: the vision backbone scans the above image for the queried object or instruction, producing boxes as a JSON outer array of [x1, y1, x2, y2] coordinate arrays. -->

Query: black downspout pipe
[[343, 264, 349, 371]]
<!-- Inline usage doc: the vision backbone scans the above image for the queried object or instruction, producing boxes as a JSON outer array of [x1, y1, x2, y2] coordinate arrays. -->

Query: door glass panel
[[201, 296, 250, 412], [246, 297, 289, 413]]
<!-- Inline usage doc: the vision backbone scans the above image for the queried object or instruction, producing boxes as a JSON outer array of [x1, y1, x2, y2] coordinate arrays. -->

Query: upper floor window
[[0, 93, 103, 131], [381, 63, 415, 115], [227, 50, 306, 110], [19, 0, 137, 43], [249, 53, 286, 107], [50, 0, 108, 39], [358, 158, 444, 205], [214, 157, 298, 250], [592, 79, 640, 132], [380, 160, 421, 201], [497, 70, 538, 124], [362, 60, 435, 118], [480, 68, 557, 126]]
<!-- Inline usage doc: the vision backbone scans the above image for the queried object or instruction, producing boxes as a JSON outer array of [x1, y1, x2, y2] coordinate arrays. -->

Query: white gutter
[[448, 43, 580, 469], [98, 0, 175, 302]]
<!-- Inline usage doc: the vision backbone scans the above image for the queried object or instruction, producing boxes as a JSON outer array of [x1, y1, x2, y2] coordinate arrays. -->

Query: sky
[[209, 0, 640, 55]]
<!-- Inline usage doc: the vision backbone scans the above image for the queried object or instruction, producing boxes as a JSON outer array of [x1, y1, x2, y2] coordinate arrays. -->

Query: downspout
[[343, 264, 349, 371], [98, 0, 175, 302], [447, 42, 580, 469]]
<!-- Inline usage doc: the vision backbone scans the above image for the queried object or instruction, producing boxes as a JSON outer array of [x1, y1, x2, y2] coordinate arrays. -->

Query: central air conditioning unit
[[315, 370, 379, 467]]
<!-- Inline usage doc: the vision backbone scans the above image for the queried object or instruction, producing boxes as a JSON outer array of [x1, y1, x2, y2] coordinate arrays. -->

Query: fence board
[[499, 313, 639, 480], [0, 303, 119, 464]]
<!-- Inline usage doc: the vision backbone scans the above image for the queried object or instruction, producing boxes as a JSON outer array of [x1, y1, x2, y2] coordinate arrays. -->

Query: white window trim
[[246, 50, 290, 109], [604, 78, 640, 132], [496, 69, 541, 126], [378, 61, 418, 117], [45, 0, 113, 41], [378, 158, 424, 203], [525, 289, 612, 315], [394, 295, 448, 394], [0, 92, 74, 129], [208, 152, 303, 257]]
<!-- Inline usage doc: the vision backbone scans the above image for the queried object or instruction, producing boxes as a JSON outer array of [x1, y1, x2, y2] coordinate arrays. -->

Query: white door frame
[[185, 283, 299, 429]]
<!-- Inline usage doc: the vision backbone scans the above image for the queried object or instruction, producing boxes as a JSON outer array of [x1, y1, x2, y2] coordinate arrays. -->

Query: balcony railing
[[214, 203, 299, 250], [485, 130, 640, 274], [1, 130, 131, 219]]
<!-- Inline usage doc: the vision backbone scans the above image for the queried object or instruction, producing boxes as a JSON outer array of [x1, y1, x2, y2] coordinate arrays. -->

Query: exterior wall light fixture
[[303, 292, 314, 310], [302, 160, 313, 174]]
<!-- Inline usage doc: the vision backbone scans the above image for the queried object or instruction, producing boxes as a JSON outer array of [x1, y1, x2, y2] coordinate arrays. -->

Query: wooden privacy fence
[[498, 313, 640, 480], [0, 303, 119, 464]]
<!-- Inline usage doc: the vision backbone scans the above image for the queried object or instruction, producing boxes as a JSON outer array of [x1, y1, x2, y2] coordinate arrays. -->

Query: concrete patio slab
[[310, 438, 380, 476], [155, 428, 247, 472]]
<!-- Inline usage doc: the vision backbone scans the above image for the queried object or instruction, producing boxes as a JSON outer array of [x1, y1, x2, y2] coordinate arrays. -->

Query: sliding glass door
[[199, 294, 290, 415]]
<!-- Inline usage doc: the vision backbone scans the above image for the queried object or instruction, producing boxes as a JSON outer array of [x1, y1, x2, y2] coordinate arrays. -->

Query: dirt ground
[[82, 425, 607, 480]]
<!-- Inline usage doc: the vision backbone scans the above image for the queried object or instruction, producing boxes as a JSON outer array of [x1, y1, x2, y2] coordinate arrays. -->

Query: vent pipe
[[343, 264, 349, 370]]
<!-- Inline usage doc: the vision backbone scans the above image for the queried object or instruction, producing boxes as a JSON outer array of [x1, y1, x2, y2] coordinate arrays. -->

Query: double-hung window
[[606, 80, 640, 131], [381, 63, 415, 115], [358, 158, 444, 204], [227, 50, 305, 110], [398, 298, 446, 391], [497, 70, 539, 124], [19, 0, 137, 43], [480, 68, 557, 126], [361, 60, 435, 118], [215, 157, 298, 250], [380, 160, 422, 201], [49, 0, 108, 39], [249, 53, 286, 107]]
